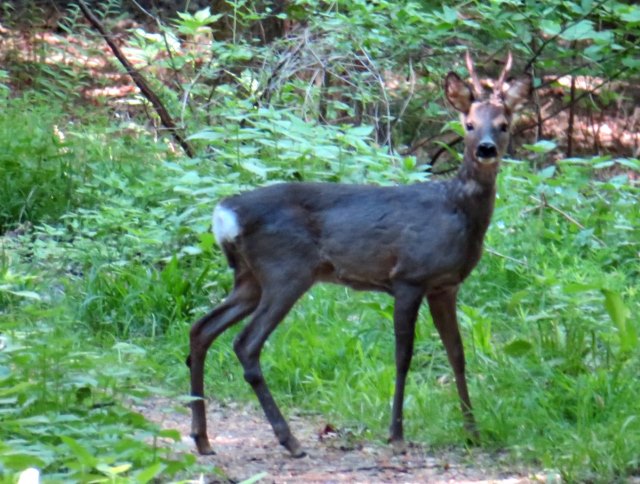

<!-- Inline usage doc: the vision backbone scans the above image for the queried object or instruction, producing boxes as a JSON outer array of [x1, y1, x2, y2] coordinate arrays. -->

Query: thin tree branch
[[567, 72, 576, 157], [429, 136, 463, 167], [516, 66, 630, 138], [486, 247, 528, 267], [530, 195, 606, 247], [389, 59, 416, 133], [77, 0, 196, 158]]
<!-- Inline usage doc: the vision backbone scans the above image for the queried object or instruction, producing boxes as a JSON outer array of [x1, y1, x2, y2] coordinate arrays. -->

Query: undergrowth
[[1, 1, 640, 482], [2, 89, 638, 482]]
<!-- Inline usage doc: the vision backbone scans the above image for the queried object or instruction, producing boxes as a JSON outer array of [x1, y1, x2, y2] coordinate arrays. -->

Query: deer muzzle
[[476, 141, 498, 163]]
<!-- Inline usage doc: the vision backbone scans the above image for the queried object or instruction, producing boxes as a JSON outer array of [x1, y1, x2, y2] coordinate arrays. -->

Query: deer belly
[[389, 237, 473, 287], [317, 245, 397, 292]]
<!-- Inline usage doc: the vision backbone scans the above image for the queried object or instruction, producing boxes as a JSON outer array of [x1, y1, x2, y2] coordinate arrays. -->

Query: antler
[[494, 51, 513, 95], [465, 51, 484, 99]]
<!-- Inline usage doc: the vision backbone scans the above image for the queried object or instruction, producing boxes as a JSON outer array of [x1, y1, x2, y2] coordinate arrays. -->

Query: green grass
[[0, 97, 640, 480], [1, 79, 639, 483]]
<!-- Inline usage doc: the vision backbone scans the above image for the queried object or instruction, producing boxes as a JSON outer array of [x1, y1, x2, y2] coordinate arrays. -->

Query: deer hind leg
[[188, 271, 261, 455], [426, 287, 480, 443], [389, 281, 424, 453], [233, 274, 312, 458]]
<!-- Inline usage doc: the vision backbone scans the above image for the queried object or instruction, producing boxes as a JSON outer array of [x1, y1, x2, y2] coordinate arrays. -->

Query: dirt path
[[137, 398, 546, 483]]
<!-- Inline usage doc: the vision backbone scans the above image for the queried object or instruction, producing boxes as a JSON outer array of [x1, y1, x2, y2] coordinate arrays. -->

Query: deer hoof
[[464, 424, 481, 446], [390, 439, 407, 455], [192, 434, 216, 455], [284, 436, 306, 458], [291, 448, 307, 458], [466, 432, 481, 447]]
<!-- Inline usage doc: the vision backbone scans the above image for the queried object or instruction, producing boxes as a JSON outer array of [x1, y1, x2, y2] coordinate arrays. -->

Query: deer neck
[[452, 152, 499, 237]]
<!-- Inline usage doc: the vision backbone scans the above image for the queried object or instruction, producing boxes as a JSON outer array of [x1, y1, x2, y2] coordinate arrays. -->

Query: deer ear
[[502, 74, 532, 113], [445, 72, 474, 114]]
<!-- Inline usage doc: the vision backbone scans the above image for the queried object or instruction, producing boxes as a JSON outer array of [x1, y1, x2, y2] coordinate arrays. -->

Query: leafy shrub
[[1, 0, 639, 481], [0, 97, 79, 232], [0, 305, 197, 481]]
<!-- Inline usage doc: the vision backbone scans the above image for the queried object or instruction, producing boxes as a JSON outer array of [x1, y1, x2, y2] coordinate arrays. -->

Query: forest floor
[[137, 397, 551, 483]]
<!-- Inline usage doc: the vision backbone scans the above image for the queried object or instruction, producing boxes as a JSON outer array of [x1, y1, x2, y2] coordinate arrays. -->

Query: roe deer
[[187, 52, 531, 457]]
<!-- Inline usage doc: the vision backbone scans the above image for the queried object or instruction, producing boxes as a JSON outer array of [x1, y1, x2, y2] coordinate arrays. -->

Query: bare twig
[[318, 68, 329, 123], [429, 136, 463, 167], [258, 38, 306, 105], [531, 68, 543, 141], [130, 0, 193, 119], [77, 0, 196, 158], [400, 132, 443, 156], [516, 66, 630, 138], [359, 48, 392, 151], [485, 247, 528, 267], [567, 73, 576, 157], [530, 195, 606, 247], [389, 59, 416, 132]]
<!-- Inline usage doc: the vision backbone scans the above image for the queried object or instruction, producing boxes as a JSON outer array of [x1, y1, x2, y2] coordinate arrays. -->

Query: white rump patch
[[212, 204, 241, 244], [17, 468, 40, 484]]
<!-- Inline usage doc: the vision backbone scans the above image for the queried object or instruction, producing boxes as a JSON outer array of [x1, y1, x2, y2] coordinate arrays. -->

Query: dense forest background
[[1, 0, 639, 482]]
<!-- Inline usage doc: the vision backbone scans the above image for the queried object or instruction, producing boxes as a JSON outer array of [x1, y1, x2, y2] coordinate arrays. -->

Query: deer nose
[[476, 142, 497, 159]]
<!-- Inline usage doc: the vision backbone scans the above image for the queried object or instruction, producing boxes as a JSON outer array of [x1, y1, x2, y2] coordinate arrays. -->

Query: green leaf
[[0, 382, 34, 397], [198, 232, 215, 252], [540, 19, 560, 36], [97, 462, 133, 476], [622, 57, 640, 69], [5, 290, 41, 300], [177, 171, 201, 185], [616, 4, 640, 23], [187, 130, 225, 141], [346, 125, 374, 137], [561, 20, 596, 41], [563, 282, 601, 294], [440, 6, 458, 24], [60, 436, 98, 467], [240, 159, 269, 178], [614, 158, 640, 171], [503, 339, 533, 357], [523, 140, 557, 153], [441, 120, 464, 137], [602, 290, 636, 352], [181, 245, 202, 256], [539, 165, 556, 179], [157, 429, 181, 441], [1, 454, 46, 472], [313, 145, 340, 158], [135, 462, 166, 483]]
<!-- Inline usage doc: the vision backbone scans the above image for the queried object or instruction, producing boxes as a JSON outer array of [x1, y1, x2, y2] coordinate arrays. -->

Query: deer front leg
[[389, 282, 424, 453], [188, 276, 260, 455], [426, 287, 480, 443]]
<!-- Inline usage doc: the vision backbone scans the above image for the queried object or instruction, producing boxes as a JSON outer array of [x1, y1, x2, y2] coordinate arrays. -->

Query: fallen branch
[[77, 0, 196, 158]]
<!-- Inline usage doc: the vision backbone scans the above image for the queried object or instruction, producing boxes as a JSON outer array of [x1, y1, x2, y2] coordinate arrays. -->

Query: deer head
[[445, 52, 532, 170]]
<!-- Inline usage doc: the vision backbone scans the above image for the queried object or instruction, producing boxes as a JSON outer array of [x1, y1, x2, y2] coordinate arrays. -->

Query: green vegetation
[[1, 0, 639, 482]]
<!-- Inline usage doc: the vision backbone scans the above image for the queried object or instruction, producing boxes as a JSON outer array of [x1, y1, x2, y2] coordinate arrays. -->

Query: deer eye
[[465, 122, 474, 131], [499, 122, 509, 132]]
